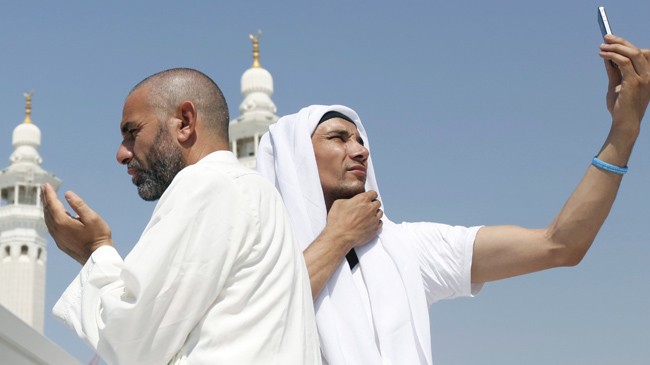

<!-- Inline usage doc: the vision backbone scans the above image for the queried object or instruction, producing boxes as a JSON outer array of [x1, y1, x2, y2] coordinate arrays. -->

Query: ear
[[176, 100, 197, 143]]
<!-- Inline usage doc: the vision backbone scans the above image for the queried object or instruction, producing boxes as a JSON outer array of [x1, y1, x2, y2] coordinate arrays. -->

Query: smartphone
[[598, 6, 612, 38], [598, 6, 616, 67]]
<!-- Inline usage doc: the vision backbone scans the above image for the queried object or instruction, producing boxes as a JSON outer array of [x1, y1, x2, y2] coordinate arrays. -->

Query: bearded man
[[42, 68, 320, 365], [256, 35, 650, 364]]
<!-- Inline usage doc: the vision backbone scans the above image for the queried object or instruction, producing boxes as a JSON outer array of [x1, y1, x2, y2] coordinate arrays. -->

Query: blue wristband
[[591, 156, 628, 175]]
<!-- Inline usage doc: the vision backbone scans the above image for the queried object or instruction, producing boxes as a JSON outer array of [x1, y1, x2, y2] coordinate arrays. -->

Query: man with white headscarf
[[256, 35, 650, 364]]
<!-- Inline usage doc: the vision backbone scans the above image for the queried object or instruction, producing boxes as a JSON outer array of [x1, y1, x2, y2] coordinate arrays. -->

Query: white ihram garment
[[53, 151, 321, 365]]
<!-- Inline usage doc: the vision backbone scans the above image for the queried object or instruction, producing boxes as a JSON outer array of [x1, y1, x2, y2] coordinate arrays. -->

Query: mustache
[[127, 159, 143, 171]]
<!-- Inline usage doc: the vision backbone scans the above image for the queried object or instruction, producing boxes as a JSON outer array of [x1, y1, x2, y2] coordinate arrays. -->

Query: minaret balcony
[[0, 204, 44, 226]]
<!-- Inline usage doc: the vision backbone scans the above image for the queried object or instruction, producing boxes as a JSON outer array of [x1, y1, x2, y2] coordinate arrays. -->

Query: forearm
[[546, 124, 639, 263], [597, 114, 640, 164], [472, 126, 639, 283], [54, 246, 191, 364], [53, 246, 121, 347], [58, 246, 234, 365], [303, 231, 352, 299]]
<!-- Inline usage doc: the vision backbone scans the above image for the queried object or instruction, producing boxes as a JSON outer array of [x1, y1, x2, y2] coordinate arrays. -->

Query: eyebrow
[[120, 121, 135, 135], [325, 129, 350, 137], [324, 129, 365, 146]]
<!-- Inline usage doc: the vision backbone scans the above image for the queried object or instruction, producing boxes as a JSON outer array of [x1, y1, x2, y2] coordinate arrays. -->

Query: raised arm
[[303, 190, 383, 298], [472, 35, 650, 283]]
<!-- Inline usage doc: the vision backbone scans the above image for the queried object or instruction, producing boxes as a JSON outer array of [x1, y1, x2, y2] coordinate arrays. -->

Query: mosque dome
[[12, 92, 41, 149], [13, 122, 41, 149], [241, 67, 273, 95], [229, 31, 279, 170], [237, 32, 277, 116], [8, 93, 43, 166]]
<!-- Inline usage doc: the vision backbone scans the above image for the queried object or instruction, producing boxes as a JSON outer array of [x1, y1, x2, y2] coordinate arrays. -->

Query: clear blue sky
[[1, 1, 649, 364]]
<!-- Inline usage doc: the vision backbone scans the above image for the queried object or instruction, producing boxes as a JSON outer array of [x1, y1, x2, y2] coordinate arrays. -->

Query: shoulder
[[399, 221, 480, 246], [172, 151, 272, 193], [165, 151, 283, 211]]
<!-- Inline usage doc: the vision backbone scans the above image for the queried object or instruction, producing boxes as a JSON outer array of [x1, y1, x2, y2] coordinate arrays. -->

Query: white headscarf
[[257, 105, 433, 365]]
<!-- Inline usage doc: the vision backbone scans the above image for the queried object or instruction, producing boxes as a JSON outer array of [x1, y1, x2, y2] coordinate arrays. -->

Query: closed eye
[[121, 122, 139, 139], [327, 131, 350, 142]]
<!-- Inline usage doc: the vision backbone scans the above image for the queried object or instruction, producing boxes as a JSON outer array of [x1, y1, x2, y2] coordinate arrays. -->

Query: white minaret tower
[[229, 31, 279, 168], [0, 93, 61, 333]]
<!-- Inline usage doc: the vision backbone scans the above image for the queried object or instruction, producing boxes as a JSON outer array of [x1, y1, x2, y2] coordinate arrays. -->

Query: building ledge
[[0, 306, 82, 365]]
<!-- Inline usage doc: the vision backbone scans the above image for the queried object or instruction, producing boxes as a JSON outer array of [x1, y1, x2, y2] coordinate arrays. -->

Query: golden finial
[[249, 30, 262, 68], [23, 91, 34, 124]]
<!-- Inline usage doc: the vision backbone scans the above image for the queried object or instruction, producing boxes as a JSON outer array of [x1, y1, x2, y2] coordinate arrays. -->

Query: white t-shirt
[[53, 151, 321, 365], [402, 222, 483, 304], [346, 221, 481, 364]]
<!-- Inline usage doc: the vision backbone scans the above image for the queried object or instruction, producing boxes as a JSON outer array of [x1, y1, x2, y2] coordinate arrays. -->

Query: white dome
[[13, 123, 41, 148], [241, 67, 273, 95]]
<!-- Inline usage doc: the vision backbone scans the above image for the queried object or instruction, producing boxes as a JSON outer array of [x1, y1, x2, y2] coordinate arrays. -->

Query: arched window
[[21, 245, 28, 256], [3, 246, 9, 258]]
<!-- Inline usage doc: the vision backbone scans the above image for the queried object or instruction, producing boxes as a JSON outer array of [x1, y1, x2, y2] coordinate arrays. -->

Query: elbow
[[545, 235, 593, 268], [543, 215, 602, 269], [555, 248, 586, 267]]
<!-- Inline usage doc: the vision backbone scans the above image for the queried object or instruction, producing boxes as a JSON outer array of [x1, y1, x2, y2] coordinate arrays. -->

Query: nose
[[116, 141, 133, 165], [349, 140, 369, 163]]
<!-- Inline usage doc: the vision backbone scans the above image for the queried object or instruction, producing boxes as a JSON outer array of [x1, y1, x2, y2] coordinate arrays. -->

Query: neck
[[183, 140, 230, 165]]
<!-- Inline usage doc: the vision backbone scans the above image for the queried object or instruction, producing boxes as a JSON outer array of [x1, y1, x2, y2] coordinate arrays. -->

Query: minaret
[[0, 93, 61, 333], [229, 31, 279, 169]]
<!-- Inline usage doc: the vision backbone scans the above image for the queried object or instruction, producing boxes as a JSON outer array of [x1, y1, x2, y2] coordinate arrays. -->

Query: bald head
[[130, 68, 230, 143]]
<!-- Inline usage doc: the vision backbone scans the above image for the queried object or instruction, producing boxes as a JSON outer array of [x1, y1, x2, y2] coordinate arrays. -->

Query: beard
[[326, 180, 366, 202], [128, 126, 186, 201]]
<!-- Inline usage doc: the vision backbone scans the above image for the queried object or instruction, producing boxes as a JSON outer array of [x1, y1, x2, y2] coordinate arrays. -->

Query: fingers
[[604, 34, 635, 48], [603, 58, 622, 89], [351, 190, 378, 202], [40, 183, 56, 208], [357, 191, 382, 215], [601, 35, 648, 77], [359, 190, 381, 204], [365, 191, 384, 225], [332, 191, 383, 224], [41, 183, 71, 224], [365, 190, 379, 201], [64, 191, 96, 222], [360, 190, 383, 215]]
